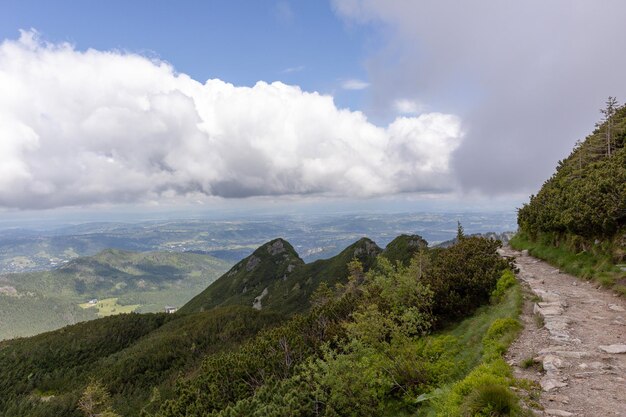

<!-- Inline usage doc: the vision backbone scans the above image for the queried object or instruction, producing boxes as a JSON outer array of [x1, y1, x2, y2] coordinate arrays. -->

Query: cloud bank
[[0, 30, 461, 209], [342, 79, 370, 90], [333, 0, 626, 194]]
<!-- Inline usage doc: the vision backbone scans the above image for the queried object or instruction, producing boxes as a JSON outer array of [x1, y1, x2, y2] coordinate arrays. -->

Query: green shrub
[[460, 383, 521, 417], [491, 270, 517, 303], [426, 237, 510, 324], [482, 318, 522, 361], [432, 359, 515, 416]]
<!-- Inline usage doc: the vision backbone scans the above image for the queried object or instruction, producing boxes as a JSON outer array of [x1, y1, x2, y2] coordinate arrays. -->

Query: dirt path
[[501, 247, 626, 417]]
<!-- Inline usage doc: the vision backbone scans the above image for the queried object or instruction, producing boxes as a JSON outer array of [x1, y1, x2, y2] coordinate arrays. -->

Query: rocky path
[[501, 247, 626, 417]]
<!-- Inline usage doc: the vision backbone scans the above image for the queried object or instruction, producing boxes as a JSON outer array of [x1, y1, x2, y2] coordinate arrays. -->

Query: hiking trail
[[501, 247, 626, 417]]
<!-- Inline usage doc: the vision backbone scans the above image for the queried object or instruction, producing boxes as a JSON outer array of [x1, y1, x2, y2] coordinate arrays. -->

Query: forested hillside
[[0, 250, 229, 340], [516, 98, 626, 287], [181, 236, 399, 315], [0, 233, 531, 417]]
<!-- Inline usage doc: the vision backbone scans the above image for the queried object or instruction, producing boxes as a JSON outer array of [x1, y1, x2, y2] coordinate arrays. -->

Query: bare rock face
[[246, 255, 261, 272], [0, 286, 17, 296], [252, 287, 269, 310], [267, 240, 286, 256], [353, 239, 380, 257]]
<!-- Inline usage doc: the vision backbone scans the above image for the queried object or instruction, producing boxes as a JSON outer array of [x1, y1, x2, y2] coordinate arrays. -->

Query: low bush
[[460, 383, 521, 417], [491, 270, 517, 303], [482, 318, 522, 361]]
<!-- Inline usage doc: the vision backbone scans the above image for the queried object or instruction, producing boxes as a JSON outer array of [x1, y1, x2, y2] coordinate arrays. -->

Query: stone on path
[[534, 303, 565, 316], [540, 378, 568, 392], [608, 304, 625, 312], [598, 344, 626, 354], [544, 409, 574, 416], [542, 355, 565, 372], [538, 349, 590, 359]]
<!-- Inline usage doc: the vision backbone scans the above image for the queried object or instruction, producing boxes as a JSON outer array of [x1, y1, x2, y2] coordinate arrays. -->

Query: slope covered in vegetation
[[180, 237, 383, 315], [515, 99, 626, 289], [0, 249, 230, 339], [0, 232, 526, 417]]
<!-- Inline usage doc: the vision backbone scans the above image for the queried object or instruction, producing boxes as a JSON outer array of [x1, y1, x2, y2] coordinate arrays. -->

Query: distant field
[[79, 297, 141, 317]]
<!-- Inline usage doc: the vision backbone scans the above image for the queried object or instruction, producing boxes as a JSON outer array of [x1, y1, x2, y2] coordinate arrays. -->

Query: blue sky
[[1, 0, 373, 112], [1, 1, 625, 217]]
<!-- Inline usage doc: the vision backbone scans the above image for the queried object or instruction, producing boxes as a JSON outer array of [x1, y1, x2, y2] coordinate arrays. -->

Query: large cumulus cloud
[[0, 30, 462, 209]]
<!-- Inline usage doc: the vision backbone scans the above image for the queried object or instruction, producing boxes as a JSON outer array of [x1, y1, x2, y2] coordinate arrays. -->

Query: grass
[[416, 272, 529, 416], [460, 384, 521, 417], [510, 232, 624, 293], [519, 357, 535, 369], [518, 356, 543, 373], [79, 297, 141, 317], [519, 355, 544, 374], [444, 276, 523, 378]]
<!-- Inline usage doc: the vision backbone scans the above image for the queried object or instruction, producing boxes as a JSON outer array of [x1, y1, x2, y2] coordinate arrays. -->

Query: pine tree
[[600, 96, 619, 157], [78, 380, 121, 417], [456, 221, 465, 241]]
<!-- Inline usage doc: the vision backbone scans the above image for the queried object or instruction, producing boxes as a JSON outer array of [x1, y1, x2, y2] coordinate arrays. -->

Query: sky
[[1, 0, 625, 217]]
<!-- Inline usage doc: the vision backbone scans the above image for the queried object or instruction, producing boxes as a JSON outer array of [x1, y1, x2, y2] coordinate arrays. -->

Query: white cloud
[[0, 30, 462, 209], [394, 99, 423, 115], [281, 65, 305, 74], [341, 78, 370, 90]]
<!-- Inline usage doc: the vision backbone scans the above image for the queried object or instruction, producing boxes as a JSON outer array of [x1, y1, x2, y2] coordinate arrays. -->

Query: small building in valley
[[164, 306, 178, 314]]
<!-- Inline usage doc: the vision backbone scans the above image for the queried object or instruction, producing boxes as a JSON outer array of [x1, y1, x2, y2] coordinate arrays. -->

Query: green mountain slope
[[0, 233, 518, 417], [150, 235, 513, 417], [179, 238, 304, 313], [380, 234, 428, 265], [0, 306, 279, 417], [516, 100, 626, 285], [0, 250, 230, 339], [180, 237, 382, 315], [518, 103, 626, 242], [0, 294, 96, 341]]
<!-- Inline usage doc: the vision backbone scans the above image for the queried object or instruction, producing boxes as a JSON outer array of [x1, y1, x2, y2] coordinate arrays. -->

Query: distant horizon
[[0, 198, 523, 231]]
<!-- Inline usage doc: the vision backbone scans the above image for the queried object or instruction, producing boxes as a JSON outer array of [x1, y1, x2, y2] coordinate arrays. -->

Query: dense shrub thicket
[[517, 102, 626, 261], [152, 235, 511, 417]]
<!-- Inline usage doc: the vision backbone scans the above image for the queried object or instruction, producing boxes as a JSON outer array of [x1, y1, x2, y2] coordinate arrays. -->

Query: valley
[[0, 212, 516, 273], [0, 212, 515, 341], [0, 249, 230, 340]]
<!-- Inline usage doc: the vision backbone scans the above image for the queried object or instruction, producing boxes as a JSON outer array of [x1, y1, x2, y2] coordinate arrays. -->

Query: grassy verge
[[416, 272, 535, 417], [79, 297, 141, 317], [510, 231, 625, 296]]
